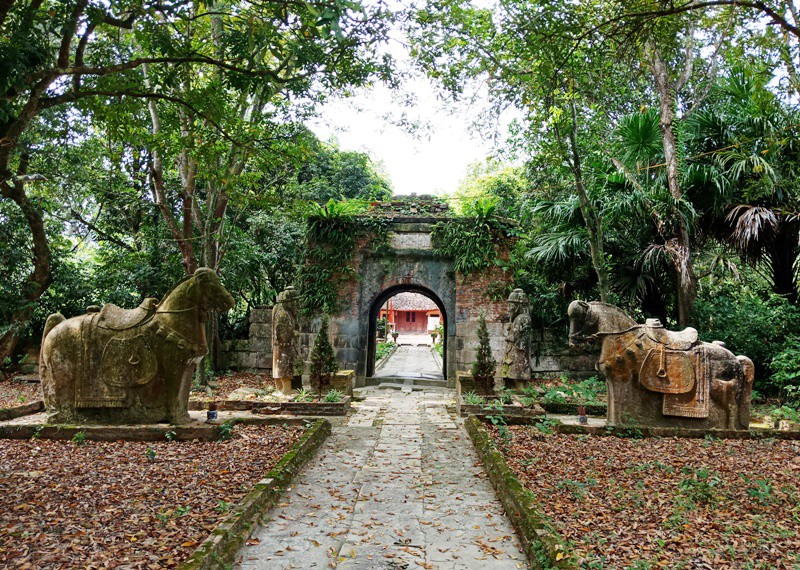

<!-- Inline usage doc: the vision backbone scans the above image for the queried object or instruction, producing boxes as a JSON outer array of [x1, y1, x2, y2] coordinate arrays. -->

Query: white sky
[[308, 19, 509, 198], [309, 79, 500, 196]]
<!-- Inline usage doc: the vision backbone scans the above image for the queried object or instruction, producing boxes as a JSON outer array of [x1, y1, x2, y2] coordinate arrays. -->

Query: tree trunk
[[0, 179, 52, 366], [564, 100, 610, 302], [649, 43, 696, 326]]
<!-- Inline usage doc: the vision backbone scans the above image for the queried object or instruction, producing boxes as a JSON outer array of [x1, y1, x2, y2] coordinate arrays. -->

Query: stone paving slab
[[374, 344, 443, 380], [236, 388, 527, 569]]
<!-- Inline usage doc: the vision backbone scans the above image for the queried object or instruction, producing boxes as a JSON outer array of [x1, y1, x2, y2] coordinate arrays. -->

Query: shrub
[[471, 312, 497, 393], [694, 284, 800, 391], [375, 342, 393, 362], [294, 387, 314, 402], [323, 389, 344, 403], [463, 391, 485, 405], [769, 339, 800, 405], [309, 315, 338, 393]]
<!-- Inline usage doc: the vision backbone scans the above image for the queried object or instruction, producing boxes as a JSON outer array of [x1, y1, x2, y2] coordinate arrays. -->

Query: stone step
[[365, 376, 446, 388]]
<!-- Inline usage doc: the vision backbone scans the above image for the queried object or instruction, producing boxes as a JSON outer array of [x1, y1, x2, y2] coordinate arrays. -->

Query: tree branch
[[39, 89, 241, 146], [68, 208, 135, 252]]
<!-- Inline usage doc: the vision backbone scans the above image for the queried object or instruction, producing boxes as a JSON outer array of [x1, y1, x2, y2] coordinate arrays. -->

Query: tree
[[296, 139, 393, 202], [471, 313, 497, 394], [0, 0, 394, 364], [686, 65, 800, 302], [309, 315, 338, 394], [451, 159, 527, 218], [409, 0, 644, 303]]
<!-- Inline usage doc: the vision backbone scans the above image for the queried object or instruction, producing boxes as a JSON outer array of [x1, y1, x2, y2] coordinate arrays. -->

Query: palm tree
[[685, 66, 800, 302]]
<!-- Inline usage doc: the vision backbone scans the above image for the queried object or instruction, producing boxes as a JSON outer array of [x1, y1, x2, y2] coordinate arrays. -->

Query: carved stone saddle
[[75, 300, 160, 408], [644, 319, 698, 350], [639, 320, 708, 418], [97, 298, 159, 331]]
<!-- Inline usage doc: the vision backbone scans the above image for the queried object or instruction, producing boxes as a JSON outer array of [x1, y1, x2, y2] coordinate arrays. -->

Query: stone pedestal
[[330, 370, 355, 396], [274, 377, 292, 395]]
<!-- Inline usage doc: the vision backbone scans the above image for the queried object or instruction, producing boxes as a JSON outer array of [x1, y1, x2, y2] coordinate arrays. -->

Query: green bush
[[323, 389, 344, 403], [309, 316, 338, 393], [769, 339, 800, 405], [375, 342, 393, 362], [694, 284, 800, 391]]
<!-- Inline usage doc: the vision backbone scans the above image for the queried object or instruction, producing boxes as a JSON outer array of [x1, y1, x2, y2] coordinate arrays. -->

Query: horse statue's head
[[187, 268, 235, 313], [568, 300, 638, 348], [568, 300, 597, 347]]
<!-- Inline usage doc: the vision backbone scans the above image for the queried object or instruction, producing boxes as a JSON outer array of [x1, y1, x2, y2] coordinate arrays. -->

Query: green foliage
[[451, 160, 528, 218], [694, 282, 800, 388], [71, 431, 87, 446], [165, 431, 177, 443], [217, 420, 236, 442], [770, 405, 800, 423], [484, 399, 511, 444], [309, 316, 339, 393], [745, 478, 776, 505], [322, 389, 344, 403], [145, 447, 157, 463], [540, 376, 607, 405], [769, 341, 800, 404], [375, 342, 393, 362], [463, 391, 485, 405], [376, 317, 389, 337], [431, 200, 513, 275], [470, 313, 497, 393], [297, 200, 388, 315], [293, 388, 314, 402], [678, 467, 723, 505], [533, 417, 560, 436], [296, 141, 393, 201]]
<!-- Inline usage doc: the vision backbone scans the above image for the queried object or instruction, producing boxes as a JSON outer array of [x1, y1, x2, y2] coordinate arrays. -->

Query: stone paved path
[[375, 345, 443, 380], [236, 389, 527, 569]]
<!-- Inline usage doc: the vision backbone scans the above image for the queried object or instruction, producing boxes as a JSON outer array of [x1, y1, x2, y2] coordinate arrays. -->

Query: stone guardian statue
[[272, 287, 301, 394], [501, 288, 532, 386]]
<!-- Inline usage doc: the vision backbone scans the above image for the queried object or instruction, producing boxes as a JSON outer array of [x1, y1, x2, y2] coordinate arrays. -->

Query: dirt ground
[[0, 381, 42, 409]]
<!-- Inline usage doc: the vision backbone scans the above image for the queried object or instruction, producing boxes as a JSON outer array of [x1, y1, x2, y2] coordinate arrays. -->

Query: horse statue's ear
[[568, 300, 589, 317]]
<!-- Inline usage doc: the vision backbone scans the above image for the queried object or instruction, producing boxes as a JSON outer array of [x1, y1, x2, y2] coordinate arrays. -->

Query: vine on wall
[[297, 200, 387, 315], [431, 199, 516, 275]]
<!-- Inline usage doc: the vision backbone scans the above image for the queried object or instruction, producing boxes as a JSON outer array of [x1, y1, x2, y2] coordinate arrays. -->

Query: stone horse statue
[[568, 301, 754, 431], [40, 268, 234, 425]]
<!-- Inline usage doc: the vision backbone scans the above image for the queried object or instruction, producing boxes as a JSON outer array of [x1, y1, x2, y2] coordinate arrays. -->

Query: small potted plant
[[207, 401, 218, 423], [391, 329, 399, 343]]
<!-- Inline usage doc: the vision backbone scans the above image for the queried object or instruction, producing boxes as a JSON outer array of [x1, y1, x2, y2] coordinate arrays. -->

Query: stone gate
[[324, 209, 514, 387]]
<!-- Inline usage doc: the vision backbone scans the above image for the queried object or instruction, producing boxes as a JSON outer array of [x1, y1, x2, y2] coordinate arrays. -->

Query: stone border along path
[[236, 388, 528, 569]]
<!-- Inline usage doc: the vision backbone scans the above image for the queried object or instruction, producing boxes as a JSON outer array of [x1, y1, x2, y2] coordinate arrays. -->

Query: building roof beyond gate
[[385, 292, 438, 311]]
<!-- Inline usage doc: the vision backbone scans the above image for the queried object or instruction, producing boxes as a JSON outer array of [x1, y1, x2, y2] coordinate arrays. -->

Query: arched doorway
[[366, 284, 447, 379]]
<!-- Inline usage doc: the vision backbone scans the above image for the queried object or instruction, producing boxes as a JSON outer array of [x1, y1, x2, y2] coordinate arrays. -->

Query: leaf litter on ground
[[0, 424, 303, 568], [491, 426, 800, 569]]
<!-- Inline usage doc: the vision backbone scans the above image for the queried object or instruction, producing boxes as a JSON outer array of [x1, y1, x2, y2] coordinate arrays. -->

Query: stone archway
[[306, 199, 516, 388], [366, 284, 448, 379]]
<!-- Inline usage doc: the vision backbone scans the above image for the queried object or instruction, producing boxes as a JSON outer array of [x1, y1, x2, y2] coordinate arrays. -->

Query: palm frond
[[725, 204, 779, 254]]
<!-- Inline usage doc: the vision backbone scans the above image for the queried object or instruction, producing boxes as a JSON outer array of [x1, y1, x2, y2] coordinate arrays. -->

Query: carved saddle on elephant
[[639, 319, 710, 419], [76, 299, 161, 408]]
